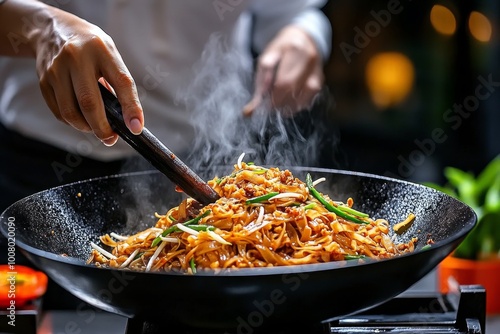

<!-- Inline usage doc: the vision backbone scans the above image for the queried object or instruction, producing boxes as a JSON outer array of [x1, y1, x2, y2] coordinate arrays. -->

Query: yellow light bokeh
[[469, 11, 492, 42], [430, 5, 457, 36], [365, 52, 415, 109]]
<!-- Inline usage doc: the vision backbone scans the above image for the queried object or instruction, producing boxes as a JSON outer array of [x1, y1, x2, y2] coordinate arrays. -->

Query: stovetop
[[0, 285, 488, 334], [329, 284, 485, 334]]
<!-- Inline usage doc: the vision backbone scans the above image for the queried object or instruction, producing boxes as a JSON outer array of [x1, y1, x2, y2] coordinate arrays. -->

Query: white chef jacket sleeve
[[248, 0, 332, 61]]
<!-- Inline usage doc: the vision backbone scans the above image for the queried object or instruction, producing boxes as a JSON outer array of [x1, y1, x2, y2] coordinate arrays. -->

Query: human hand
[[243, 25, 324, 117], [34, 5, 143, 146]]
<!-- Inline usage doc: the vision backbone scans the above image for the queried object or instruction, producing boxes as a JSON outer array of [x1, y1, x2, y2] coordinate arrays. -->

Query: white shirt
[[0, 0, 331, 161]]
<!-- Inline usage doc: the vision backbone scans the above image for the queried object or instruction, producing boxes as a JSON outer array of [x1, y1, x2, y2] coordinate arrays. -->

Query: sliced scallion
[[184, 224, 214, 232], [246, 192, 279, 205], [336, 204, 369, 218], [151, 226, 177, 247], [151, 210, 211, 247], [303, 203, 317, 210], [306, 174, 368, 225], [176, 223, 200, 236], [190, 257, 197, 274]]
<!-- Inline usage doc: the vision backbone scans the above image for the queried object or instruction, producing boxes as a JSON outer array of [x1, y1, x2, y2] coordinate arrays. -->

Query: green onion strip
[[189, 257, 197, 274], [151, 210, 212, 247], [305, 174, 369, 225], [246, 192, 280, 205], [336, 204, 369, 218]]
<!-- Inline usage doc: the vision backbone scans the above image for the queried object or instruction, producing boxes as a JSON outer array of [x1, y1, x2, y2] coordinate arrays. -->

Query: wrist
[[0, 0, 54, 57], [26, 4, 56, 58]]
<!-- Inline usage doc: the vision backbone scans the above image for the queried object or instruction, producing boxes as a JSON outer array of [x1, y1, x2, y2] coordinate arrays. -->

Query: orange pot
[[438, 255, 500, 315]]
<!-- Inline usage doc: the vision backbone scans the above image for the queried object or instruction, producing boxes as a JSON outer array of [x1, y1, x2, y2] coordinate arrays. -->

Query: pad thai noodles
[[88, 156, 418, 273]]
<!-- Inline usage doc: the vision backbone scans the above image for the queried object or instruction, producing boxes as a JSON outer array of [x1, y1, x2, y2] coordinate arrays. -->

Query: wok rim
[[0, 167, 477, 277]]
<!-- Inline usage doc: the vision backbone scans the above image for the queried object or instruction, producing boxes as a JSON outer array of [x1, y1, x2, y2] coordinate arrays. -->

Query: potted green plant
[[425, 155, 500, 314]]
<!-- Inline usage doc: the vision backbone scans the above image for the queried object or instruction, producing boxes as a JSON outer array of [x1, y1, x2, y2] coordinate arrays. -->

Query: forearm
[[0, 0, 144, 142], [244, 1, 330, 115], [0, 0, 53, 57], [250, 0, 331, 62], [290, 8, 332, 62]]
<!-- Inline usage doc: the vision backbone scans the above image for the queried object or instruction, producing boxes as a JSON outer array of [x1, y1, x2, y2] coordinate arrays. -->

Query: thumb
[[242, 94, 262, 117]]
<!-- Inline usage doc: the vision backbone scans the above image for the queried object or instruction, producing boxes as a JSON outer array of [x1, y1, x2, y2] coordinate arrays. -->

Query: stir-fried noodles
[[88, 159, 417, 273]]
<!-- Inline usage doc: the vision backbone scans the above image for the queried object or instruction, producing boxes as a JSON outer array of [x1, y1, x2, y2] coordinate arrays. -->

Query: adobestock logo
[[386, 74, 499, 179]]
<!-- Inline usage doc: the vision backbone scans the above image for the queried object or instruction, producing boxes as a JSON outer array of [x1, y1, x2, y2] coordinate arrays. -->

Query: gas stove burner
[[123, 285, 486, 334], [330, 285, 485, 334]]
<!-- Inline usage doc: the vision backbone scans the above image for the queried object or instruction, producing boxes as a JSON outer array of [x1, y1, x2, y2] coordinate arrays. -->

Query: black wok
[[0, 167, 476, 332]]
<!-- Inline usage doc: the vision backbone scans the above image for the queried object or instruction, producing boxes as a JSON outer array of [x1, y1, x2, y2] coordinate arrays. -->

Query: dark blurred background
[[319, 0, 499, 184]]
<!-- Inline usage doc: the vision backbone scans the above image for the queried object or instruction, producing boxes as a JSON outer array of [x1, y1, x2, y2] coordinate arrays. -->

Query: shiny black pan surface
[[0, 167, 476, 331]]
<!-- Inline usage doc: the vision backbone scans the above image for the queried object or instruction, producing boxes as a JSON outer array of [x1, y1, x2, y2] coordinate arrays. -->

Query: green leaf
[[444, 167, 474, 187], [424, 156, 500, 260], [484, 174, 500, 214], [444, 167, 478, 207], [476, 212, 500, 259], [475, 155, 500, 196]]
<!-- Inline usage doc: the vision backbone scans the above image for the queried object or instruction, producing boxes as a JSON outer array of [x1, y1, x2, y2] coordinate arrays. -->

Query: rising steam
[[182, 34, 333, 175]]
